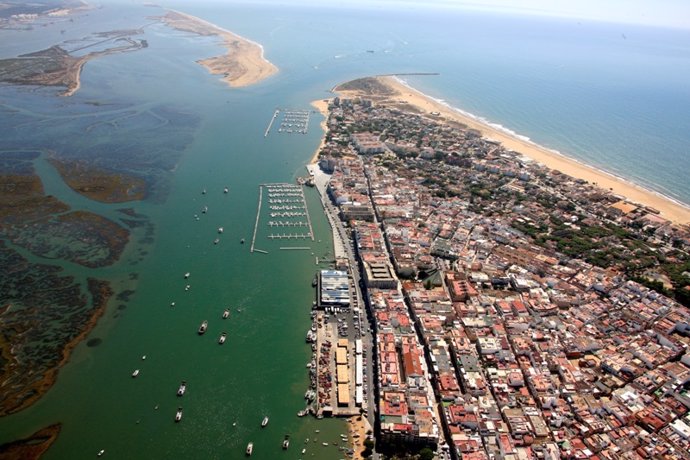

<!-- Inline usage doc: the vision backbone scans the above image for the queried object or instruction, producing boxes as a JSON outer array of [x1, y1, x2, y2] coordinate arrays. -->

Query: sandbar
[[161, 11, 277, 88], [328, 76, 690, 225]]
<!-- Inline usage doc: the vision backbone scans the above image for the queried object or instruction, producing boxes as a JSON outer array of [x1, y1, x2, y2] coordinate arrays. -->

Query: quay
[[279, 246, 311, 250]]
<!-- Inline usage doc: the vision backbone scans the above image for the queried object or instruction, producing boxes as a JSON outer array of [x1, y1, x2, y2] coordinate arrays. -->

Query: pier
[[264, 109, 279, 137]]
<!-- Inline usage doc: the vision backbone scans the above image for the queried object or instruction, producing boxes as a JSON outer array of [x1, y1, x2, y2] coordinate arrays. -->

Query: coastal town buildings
[[317, 91, 690, 460]]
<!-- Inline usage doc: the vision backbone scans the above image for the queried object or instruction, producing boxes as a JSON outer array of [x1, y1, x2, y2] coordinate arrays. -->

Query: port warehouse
[[334, 339, 365, 408]]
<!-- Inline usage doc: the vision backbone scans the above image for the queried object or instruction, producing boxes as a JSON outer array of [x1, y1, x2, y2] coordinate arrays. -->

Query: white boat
[[218, 227, 224, 234], [131, 369, 140, 378], [202, 206, 208, 214], [261, 416, 269, 427], [218, 332, 227, 344], [301, 448, 306, 454], [213, 238, 220, 245], [245, 442, 253, 456], [222, 309, 230, 319], [282, 434, 290, 450], [97, 449, 105, 457], [175, 407, 183, 422], [198, 320, 208, 335], [177, 380, 186, 396], [141, 355, 146, 360], [184, 272, 190, 279], [224, 187, 229, 194], [185, 285, 190, 291], [202, 189, 206, 195]]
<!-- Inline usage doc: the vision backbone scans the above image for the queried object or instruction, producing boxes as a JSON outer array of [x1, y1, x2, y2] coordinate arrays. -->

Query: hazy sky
[[224, 0, 690, 29]]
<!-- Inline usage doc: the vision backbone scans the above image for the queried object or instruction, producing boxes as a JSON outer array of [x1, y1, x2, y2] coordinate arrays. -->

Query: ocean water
[[0, 1, 689, 458]]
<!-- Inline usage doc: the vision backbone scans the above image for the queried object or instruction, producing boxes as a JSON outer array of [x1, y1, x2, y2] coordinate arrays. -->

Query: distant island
[[159, 10, 278, 88], [0, 32, 147, 96]]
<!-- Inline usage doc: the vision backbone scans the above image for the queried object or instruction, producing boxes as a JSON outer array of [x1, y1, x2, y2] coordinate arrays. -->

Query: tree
[[419, 448, 435, 460]]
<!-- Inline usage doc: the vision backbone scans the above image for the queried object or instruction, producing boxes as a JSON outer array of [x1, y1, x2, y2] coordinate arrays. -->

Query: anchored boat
[[198, 320, 208, 335]]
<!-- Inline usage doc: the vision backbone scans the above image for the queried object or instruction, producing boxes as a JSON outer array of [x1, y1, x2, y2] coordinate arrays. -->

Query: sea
[[0, 1, 689, 458]]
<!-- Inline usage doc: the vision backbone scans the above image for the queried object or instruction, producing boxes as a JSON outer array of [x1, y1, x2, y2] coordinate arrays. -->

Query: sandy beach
[[347, 415, 370, 460], [325, 76, 690, 225], [160, 11, 277, 88], [309, 99, 330, 164]]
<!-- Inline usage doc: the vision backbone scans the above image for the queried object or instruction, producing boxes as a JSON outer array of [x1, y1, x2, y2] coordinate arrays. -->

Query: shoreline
[[161, 10, 277, 88], [374, 76, 690, 225]]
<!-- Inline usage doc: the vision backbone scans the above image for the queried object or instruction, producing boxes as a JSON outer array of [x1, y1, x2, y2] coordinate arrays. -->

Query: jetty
[[264, 109, 279, 137], [250, 185, 263, 253]]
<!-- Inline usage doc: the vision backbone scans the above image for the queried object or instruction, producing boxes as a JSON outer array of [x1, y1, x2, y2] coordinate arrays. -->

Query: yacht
[[131, 369, 140, 378], [202, 206, 208, 214], [218, 332, 227, 344], [184, 272, 190, 279], [177, 381, 186, 397], [213, 238, 220, 245], [224, 187, 229, 194], [245, 442, 253, 456], [282, 435, 290, 450], [97, 449, 105, 457], [175, 407, 183, 422], [261, 416, 269, 427], [222, 309, 230, 319], [218, 227, 224, 234], [198, 320, 208, 335]]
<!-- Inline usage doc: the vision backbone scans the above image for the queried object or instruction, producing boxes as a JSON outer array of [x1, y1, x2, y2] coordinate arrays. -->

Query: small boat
[[213, 238, 220, 245], [312, 276, 317, 287], [184, 272, 190, 279], [322, 442, 329, 447], [218, 332, 227, 344], [202, 206, 208, 214], [301, 448, 306, 454], [132, 369, 140, 378], [177, 381, 186, 396], [240, 238, 245, 244], [185, 285, 190, 291], [222, 309, 230, 319], [282, 434, 290, 450], [97, 449, 105, 457], [246, 442, 253, 456], [261, 416, 269, 427], [141, 355, 146, 360], [218, 227, 224, 234], [198, 320, 208, 335], [224, 187, 229, 194], [175, 407, 183, 422], [202, 189, 206, 195]]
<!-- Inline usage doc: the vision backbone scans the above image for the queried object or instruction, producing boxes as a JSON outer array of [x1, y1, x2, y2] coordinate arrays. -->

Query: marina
[[277, 109, 310, 134], [250, 183, 316, 254]]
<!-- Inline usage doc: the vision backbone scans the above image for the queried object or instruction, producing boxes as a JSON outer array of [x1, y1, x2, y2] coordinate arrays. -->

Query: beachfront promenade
[[307, 164, 347, 259]]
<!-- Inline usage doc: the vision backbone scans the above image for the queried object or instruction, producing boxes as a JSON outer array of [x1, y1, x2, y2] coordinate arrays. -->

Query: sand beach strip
[[160, 10, 277, 88]]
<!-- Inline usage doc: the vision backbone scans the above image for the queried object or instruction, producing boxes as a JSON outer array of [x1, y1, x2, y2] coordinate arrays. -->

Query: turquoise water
[[0, 2, 689, 458]]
